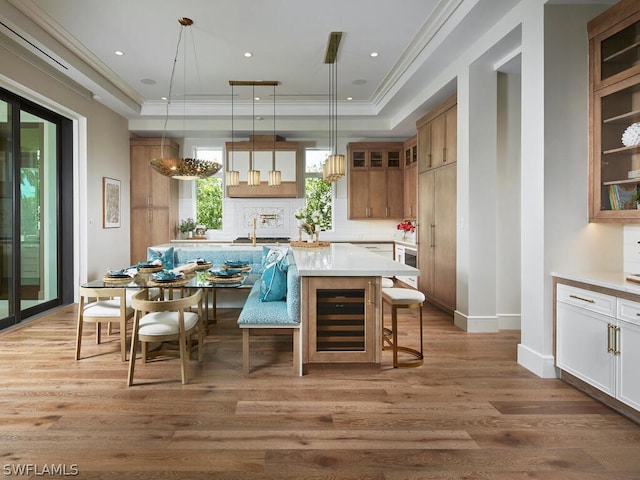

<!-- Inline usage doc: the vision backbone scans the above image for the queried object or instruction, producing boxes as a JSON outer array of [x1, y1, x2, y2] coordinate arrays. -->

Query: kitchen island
[[291, 243, 419, 369]]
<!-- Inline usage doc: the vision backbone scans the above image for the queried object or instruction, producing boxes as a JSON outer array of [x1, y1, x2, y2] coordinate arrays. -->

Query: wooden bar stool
[[381, 287, 425, 368]]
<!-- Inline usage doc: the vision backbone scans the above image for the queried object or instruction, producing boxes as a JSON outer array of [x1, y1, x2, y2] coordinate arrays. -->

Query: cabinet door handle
[[147, 195, 152, 207], [607, 323, 614, 353], [430, 224, 435, 248], [385, 206, 389, 217], [613, 325, 621, 356], [569, 294, 595, 304], [148, 209, 153, 223], [442, 148, 447, 163], [368, 281, 376, 305]]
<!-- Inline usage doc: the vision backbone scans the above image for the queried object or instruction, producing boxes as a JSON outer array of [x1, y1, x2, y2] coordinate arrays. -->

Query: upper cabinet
[[416, 95, 457, 173], [347, 142, 404, 219], [403, 135, 418, 219], [589, 0, 640, 222], [130, 138, 179, 264], [225, 136, 298, 198]]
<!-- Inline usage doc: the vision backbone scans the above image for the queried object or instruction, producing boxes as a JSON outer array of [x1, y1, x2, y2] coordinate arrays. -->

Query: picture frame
[[102, 177, 121, 228]]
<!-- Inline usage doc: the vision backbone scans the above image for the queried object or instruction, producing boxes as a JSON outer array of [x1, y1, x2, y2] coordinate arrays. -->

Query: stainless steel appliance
[[394, 244, 418, 288]]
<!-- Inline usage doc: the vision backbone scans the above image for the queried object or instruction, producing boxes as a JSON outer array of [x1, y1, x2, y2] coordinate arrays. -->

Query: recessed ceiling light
[[115, 50, 124, 56], [347, 97, 353, 101], [254, 97, 261, 101], [244, 52, 253, 58], [369, 52, 378, 58], [255, 116, 263, 120], [141, 78, 156, 85], [161, 96, 168, 101]]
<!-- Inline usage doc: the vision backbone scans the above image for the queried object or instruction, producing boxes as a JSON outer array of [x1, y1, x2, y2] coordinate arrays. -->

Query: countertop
[[552, 271, 640, 296], [292, 243, 419, 277]]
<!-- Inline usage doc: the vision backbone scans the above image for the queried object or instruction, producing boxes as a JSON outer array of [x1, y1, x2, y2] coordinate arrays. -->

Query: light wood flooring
[[1, 302, 639, 479]]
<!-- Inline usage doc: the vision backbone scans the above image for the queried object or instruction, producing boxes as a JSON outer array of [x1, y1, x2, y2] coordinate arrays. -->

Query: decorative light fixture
[[226, 83, 240, 187], [268, 82, 282, 186], [247, 83, 261, 186], [151, 17, 222, 181], [229, 80, 281, 187], [323, 31, 346, 182]]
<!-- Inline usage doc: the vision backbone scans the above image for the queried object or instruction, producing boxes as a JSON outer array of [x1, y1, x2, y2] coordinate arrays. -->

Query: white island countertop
[[552, 271, 640, 296], [292, 243, 419, 277]]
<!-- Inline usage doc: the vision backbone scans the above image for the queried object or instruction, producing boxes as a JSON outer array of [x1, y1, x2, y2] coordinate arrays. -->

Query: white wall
[[496, 71, 522, 328]]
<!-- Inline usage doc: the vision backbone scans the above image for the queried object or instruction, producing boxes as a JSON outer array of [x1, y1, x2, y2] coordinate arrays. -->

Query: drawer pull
[[569, 294, 595, 304]]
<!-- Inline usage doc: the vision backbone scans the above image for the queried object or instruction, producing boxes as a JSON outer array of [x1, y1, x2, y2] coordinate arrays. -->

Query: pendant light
[[247, 83, 261, 186], [323, 31, 346, 182], [268, 82, 282, 186], [226, 83, 240, 187], [151, 17, 222, 181]]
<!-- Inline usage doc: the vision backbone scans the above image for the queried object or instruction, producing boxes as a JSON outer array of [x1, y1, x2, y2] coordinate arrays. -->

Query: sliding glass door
[[0, 88, 73, 329]]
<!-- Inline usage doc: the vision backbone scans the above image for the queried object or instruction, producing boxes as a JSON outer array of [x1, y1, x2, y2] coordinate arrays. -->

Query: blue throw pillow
[[260, 246, 287, 273], [147, 247, 174, 270], [259, 257, 287, 302]]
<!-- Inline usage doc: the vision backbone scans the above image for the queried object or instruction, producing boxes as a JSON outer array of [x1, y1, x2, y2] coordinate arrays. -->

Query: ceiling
[[1, 0, 525, 141]]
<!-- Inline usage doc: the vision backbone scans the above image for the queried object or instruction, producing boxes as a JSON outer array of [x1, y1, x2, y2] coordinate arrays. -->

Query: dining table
[[82, 267, 257, 331]]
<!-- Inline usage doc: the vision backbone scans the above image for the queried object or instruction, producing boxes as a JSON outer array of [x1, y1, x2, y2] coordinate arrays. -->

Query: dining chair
[[127, 289, 204, 386], [75, 286, 134, 362]]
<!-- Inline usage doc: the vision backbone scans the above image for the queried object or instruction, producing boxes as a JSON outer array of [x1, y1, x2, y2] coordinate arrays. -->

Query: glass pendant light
[[268, 83, 282, 187], [323, 31, 346, 182], [247, 84, 261, 186], [226, 83, 239, 186]]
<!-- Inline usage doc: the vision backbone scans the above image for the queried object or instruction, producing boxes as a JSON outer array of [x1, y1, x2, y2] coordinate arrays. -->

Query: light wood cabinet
[[130, 138, 179, 264], [347, 142, 404, 219], [303, 276, 380, 365], [225, 136, 298, 197], [588, 0, 640, 222], [418, 163, 456, 313], [403, 135, 417, 219], [417, 95, 457, 172]]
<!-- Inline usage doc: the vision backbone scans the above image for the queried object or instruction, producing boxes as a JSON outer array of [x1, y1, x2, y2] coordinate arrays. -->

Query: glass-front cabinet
[[589, 2, 640, 222]]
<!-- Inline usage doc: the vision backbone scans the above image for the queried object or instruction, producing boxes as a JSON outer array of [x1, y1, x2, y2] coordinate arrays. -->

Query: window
[[305, 149, 333, 231], [194, 148, 223, 230]]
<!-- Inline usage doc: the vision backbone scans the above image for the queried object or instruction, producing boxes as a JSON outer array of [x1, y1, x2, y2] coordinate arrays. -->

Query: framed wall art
[[102, 177, 121, 228]]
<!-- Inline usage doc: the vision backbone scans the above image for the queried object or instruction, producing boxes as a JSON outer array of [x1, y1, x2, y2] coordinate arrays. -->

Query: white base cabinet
[[555, 280, 640, 419]]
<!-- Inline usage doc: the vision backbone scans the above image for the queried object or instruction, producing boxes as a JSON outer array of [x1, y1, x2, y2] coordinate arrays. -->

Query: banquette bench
[[146, 245, 301, 376]]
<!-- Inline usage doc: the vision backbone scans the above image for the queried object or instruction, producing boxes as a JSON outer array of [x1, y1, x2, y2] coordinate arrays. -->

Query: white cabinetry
[[555, 281, 640, 418]]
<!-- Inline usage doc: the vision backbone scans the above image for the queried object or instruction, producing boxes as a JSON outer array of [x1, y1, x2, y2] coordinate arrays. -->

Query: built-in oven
[[394, 244, 418, 288]]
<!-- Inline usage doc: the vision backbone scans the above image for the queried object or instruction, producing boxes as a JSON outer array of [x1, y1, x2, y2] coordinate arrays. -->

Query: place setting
[[147, 269, 188, 287], [205, 267, 246, 286], [186, 258, 213, 271], [220, 260, 252, 272], [135, 259, 164, 273], [103, 267, 139, 284]]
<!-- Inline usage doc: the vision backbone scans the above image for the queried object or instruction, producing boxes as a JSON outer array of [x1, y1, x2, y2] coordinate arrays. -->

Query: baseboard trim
[[517, 343, 557, 378]]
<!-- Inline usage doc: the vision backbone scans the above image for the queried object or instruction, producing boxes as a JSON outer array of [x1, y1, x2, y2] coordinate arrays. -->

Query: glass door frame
[[0, 86, 74, 330]]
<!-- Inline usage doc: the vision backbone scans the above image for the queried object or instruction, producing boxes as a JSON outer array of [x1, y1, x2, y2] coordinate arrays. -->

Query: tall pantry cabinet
[[416, 95, 457, 313], [130, 138, 179, 264]]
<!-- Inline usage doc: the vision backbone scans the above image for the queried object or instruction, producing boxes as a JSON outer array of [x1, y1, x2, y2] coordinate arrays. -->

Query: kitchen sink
[[233, 237, 290, 244]]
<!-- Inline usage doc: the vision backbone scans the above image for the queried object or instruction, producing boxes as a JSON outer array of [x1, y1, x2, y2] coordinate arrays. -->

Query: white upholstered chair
[[75, 286, 134, 361], [127, 289, 204, 386]]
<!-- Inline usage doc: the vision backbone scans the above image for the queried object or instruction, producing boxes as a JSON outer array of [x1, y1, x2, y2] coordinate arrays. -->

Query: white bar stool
[[381, 287, 425, 368]]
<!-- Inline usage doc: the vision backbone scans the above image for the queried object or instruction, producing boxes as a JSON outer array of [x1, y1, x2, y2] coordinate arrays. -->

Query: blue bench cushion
[[238, 282, 298, 326]]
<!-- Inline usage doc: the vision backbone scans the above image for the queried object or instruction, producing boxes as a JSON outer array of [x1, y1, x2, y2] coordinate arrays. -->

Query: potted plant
[[179, 218, 196, 238]]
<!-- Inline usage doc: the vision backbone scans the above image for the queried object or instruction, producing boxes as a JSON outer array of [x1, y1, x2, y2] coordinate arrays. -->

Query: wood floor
[[1, 302, 639, 479]]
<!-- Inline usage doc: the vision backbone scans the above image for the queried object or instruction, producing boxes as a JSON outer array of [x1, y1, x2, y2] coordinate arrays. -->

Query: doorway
[[0, 88, 74, 330]]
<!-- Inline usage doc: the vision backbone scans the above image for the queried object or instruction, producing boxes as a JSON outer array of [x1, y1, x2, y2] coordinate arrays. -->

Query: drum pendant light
[[323, 31, 345, 182], [268, 83, 282, 187], [247, 83, 261, 187], [226, 83, 240, 187]]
